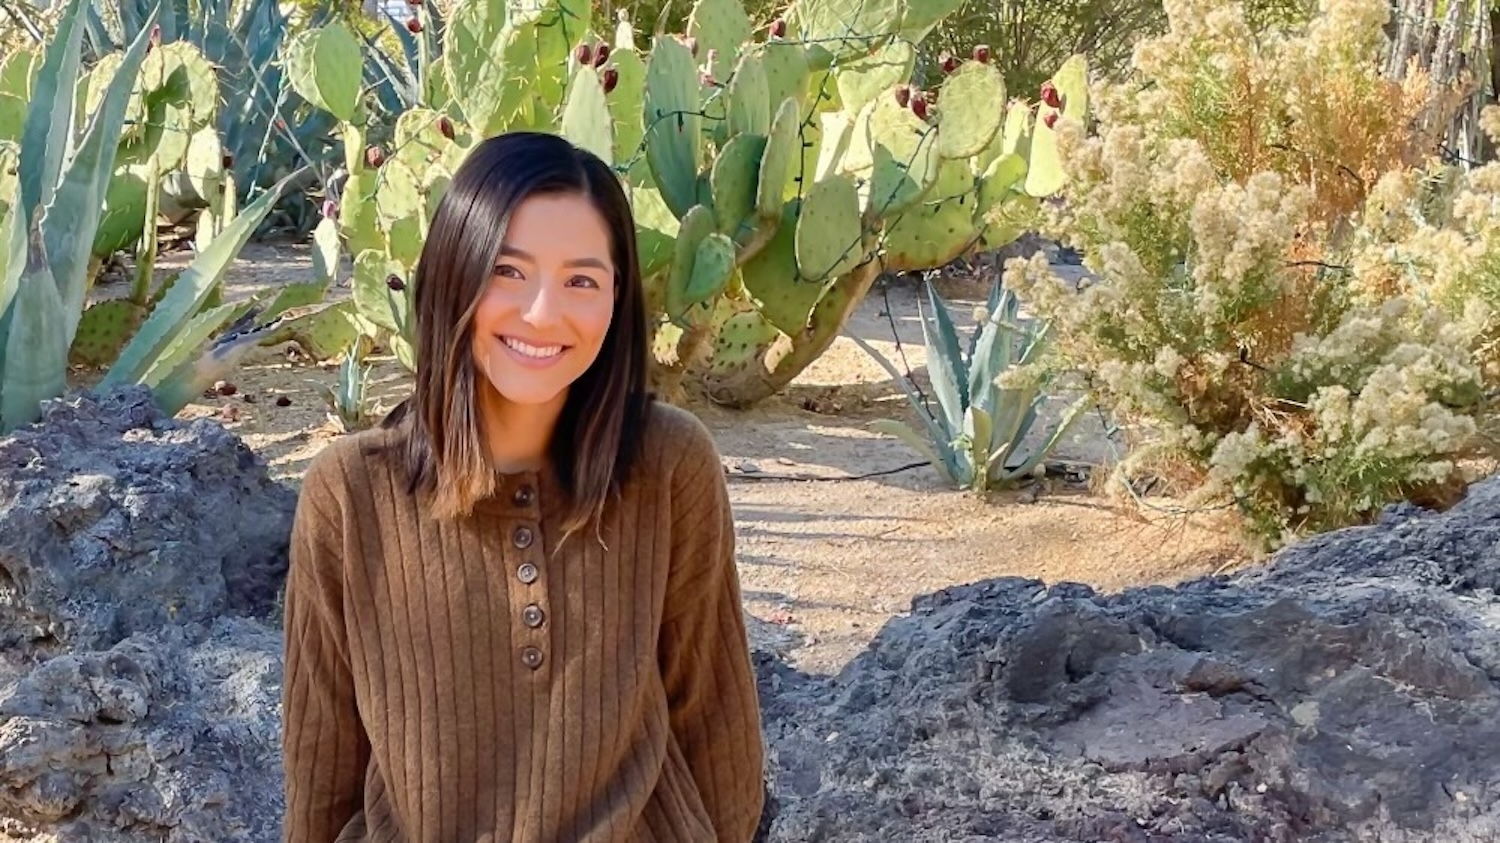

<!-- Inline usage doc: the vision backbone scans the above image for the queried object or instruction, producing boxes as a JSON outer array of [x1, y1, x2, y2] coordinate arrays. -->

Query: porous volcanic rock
[[0, 386, 294, 841], [0, 385, 296, 657], [756, 478, 1500, 842], [6, 384, 1500, 843]]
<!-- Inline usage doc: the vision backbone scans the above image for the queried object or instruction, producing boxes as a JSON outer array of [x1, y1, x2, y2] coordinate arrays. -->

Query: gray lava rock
[[0, 385, 297, 657], [0, 617, 284, 842], [0, 386, 294, 842], [756, 478, 1500, 842]]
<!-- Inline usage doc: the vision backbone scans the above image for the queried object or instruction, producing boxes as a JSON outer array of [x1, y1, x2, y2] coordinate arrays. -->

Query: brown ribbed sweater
[[280, 401, 766, 843]]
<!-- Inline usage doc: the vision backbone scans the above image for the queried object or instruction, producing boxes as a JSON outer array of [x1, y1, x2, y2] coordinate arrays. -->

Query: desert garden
[[3, 0, 1500, 839]]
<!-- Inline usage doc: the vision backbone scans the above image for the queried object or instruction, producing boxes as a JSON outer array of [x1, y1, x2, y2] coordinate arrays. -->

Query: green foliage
[[284, 0, 1089, 407], [854, 279, 1085, 491], [1007, 0, 1495, 548], [0, 0, 303, 433]]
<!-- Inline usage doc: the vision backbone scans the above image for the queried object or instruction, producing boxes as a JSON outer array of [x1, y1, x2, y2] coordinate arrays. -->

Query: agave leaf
[[137, 299, 253, 388], [0, 227, 67, 433], [148, 319, 273, 415], [918, 283, 967, 436], [40, 7, 159, 340], [992, 394, 1089, 482], [846, 331, 951, 457], [0, 179, 23, 322], [964, 404, 992, 491], [869, 418, 958, 484], [18, 0, 87, 212], [103, 168, 300, 387]]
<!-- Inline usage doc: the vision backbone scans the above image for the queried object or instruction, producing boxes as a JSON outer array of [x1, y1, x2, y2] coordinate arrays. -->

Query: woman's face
[[469, 191, 616, 410]]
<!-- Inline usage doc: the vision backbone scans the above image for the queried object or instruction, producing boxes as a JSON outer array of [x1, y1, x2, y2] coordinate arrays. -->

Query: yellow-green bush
[[1003, 0, 1496, 548]]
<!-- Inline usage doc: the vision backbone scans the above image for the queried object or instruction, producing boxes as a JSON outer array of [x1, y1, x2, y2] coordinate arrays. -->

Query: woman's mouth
[[499, 335, 569, 365]]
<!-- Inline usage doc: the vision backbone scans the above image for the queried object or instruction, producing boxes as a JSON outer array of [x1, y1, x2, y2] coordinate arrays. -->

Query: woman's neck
[[478, 387, 567, 474]]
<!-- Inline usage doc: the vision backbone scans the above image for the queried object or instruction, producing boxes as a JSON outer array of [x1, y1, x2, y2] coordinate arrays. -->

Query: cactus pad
[[726, 53, 770, 138], [834, 41, 914, 115], [794, 173, 865, 282], [936, 61, 1005, 159], [604, 49, 649, 183], [791, 0, 904, 64], [666, 204, 716, 318], [757, 41, 811, 117], [814, 110, 855, 181], [562, 65, 614, 164], [756, 97, 800, 220], [632, 184, 680, 277], [184, 126, 224, 204], [284, 23, 364, 122], [710, 133, 766, 234], [975, 151, 1027, 218], [688, 0, 753, 83], [353, 249, 411, 337], [643, 35, 704, 219], [865, 92, 941, 218], [898, 0, 968, 41], [0, 48, 36, 142], [881, 157, 979, 270], [741, 199, 829, 334], [69, 299, 146, 368], [705, 297, 781, 376], [684, 233, 736, 309], [1025, 54, 1088, 197]]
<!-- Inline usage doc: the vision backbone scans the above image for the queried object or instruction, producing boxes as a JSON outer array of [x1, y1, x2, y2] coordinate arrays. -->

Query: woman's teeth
[[503, 337, 564, 359]]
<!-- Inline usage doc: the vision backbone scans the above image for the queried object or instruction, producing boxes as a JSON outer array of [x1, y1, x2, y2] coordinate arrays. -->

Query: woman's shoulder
[[636, 399, 726, 496], [296, 423, 407, 516]]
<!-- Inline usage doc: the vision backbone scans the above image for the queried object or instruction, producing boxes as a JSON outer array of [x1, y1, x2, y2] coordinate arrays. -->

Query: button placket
[[508, 480, 548, 671]]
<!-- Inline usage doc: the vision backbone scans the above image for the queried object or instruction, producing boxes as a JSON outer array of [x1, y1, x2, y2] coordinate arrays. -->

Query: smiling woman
[[279, 131, 767, 843]]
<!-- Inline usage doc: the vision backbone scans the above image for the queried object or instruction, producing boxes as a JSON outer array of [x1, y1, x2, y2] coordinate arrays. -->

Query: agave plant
[[853, 279, 1087, 491], [0, 0, 300, 434]]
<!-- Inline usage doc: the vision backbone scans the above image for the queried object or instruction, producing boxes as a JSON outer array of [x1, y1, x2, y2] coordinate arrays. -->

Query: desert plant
[[0, 0, 301, 434], [852, 278, 1086, 491], [315, 344, 376, 431], [283, 0, 1090, 408], [1004, 0, 1496, 548]]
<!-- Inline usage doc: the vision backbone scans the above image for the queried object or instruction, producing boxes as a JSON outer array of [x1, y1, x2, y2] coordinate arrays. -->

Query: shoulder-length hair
[[380, 130, 652, 534]]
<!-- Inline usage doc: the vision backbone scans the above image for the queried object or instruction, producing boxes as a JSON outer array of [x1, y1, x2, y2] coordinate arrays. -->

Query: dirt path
[[157, 241, 1245, 675]]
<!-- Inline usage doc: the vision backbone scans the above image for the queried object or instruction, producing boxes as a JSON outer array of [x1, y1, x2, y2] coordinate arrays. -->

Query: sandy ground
[[150, 241, 1246, 676]]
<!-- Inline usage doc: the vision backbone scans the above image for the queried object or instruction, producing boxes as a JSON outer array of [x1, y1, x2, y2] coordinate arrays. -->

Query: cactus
[[0, 0, 302, 433], [855, 279, 1087, 491], [283, 0, 1088, 407]]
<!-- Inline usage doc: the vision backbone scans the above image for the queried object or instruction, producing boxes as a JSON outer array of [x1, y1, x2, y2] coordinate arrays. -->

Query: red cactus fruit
[[1044, 110, 1059, 129], [1040, 80, 1062, 109], [894, 84, 911, 107], [221, 153, 234, 169], [387, 274, 406, 291], [595, 43, 611, 66], [322, 199, 338, 219], [770, 18, 787, 37], [973, 44, 990, 63], [602, 67, 619, 93], [911, 96, 929, 120], [940, 51, 957, 73], [439, 116, 455, 139], [366, 146, 385, 168], [575, 43, 593, 65], [406, 17, 422, 34]]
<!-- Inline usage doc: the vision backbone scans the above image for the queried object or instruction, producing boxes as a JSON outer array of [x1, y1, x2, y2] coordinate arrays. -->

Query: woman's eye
[[493, 265, 522, 279], [569, 275, 600, 288]]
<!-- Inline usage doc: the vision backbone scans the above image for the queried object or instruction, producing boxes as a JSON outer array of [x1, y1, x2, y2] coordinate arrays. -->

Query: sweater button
[[513, 525, 534, 549], [521, 646, 544, 669], [513, 485, 534, 507], [522, 604, 545, 628], [517, 563, 538, 584]]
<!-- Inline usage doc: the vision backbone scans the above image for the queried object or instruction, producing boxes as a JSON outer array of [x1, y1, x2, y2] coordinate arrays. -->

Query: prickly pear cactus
[[282, 0, 1089, 405]]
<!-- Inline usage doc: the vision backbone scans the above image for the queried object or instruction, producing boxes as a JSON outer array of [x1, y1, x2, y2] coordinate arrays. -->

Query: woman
[[280, 131, 766, 843]]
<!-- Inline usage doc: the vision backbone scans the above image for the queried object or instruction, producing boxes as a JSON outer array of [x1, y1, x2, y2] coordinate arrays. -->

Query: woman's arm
[[658, 419, 767, 842], [281, 455, 370, 843]]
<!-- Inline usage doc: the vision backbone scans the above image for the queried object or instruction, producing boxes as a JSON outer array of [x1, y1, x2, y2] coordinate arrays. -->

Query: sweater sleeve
[[281, 455, 370, 843], [658, 425, 767, 843]]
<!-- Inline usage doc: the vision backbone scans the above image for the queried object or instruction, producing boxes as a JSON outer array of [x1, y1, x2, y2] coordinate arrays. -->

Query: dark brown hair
[[380, 131, 652, 533]]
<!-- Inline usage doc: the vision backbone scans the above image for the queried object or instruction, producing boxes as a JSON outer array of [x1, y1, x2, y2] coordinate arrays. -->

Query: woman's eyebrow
[[498, 245, 609, 270]]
